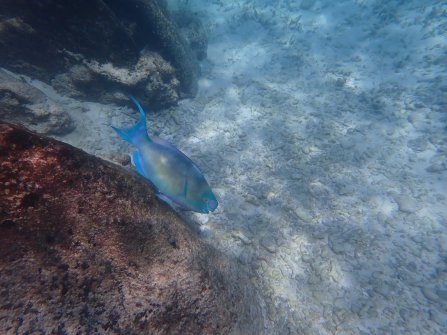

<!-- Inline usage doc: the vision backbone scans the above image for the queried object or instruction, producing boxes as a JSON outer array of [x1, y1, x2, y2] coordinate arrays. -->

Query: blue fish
[[112, 97, 218, 214]]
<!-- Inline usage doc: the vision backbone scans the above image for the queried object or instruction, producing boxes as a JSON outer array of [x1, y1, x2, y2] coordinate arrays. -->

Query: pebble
[[407, 137, 429, 152], [430, 308, 447, 327], [337, 184, 355, 196], [232, 231, 252, 245], [351, 299, 367, 315], [367, 306, 379, 318], [399, 308, 413, 322], [245, 193, 260, 206], [260, 235, 278, 253], [301, 252, 313, 263], [311, 229, 326, 240], [328, 235, 346, 255], [374, 282, 393, 298], [300, 0, 316, 10], [436, 289, 447, 303], [340, 138, 356, 149], [407, 111, 426, 127], [332, 306, 349, 324], [421, 287, 439, 303], [192, 213, 209, 225], [293, 207, 313, 222], [394, 195, 419, 213], [426, 161, 446, 173]]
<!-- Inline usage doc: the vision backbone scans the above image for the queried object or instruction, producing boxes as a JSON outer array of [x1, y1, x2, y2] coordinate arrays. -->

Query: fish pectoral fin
[[157, 193, 175, 207], [182, 176, 188, 198], [132, 150, 146, 177], [157, 193, 191, 212]]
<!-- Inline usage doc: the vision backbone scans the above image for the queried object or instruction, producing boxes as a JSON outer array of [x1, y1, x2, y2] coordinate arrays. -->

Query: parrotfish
[[112, 96, 218, 214]]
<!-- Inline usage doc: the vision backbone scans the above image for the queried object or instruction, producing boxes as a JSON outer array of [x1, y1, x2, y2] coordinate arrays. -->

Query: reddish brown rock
[[0, 122, 263, 335]]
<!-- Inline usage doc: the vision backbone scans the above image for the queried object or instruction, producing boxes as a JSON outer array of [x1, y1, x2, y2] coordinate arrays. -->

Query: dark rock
[[103, 0, 201, 97], [51, 50, 181, 108], [0, 69, 75, 135], [171, 11, 208, 61], [0, 122, 263, 335], [0, 0, 202, 108]]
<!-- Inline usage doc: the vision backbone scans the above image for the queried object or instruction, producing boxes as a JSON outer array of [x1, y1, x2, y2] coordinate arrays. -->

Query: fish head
[[196, 189, 218, 213], [205, 193, 218, 212]]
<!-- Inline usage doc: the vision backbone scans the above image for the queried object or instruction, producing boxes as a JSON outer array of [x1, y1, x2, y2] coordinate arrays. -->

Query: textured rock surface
[[0, 69, 75, 135], [0, 0, 201, 107], [0, 122, 263, 335], [172, 10, 208, 61]]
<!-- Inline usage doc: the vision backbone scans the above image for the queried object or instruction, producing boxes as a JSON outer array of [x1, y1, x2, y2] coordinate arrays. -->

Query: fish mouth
[[207, 199, 218, 212]]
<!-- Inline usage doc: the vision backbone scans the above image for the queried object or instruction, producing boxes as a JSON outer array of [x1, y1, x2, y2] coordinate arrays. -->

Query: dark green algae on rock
[[0, 122, 263, 335]]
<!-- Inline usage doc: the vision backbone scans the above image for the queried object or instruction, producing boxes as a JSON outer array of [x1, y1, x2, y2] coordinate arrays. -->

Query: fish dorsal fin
[[111, 97, 151, 145], [152, 135, 178, 151]]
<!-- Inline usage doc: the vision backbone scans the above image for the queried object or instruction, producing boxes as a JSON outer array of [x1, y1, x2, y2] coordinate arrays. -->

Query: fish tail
[[111, 97, 150, 145], [129, 95, 146, 119]]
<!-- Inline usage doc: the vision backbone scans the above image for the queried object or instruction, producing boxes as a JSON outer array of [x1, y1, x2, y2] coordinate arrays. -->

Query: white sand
[[166, 1, 447, 334]]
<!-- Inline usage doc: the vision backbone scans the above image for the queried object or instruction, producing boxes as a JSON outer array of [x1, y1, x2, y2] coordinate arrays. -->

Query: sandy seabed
[[18, 0, 447, 334]]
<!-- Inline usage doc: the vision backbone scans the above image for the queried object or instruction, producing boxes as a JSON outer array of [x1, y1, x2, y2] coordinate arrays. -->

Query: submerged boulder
[[171, 10, 209, 61], [0, 122, 262, 334], [0, 69, 75, 135], [0, 0, 202, 108]]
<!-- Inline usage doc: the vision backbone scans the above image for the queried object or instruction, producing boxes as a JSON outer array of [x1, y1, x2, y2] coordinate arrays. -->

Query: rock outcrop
[[171, 10, 208, 61], [0, 69, 75, 135], [0, 0, 203, 108], [0, 122, 263, 334]]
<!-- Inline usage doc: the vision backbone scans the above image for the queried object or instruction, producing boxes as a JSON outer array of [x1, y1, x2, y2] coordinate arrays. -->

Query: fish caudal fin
[[111, 97, 150, 145], [129, 95, 146, 118]]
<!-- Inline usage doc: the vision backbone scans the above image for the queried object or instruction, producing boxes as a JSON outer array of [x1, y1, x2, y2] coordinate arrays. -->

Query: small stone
[[193, 213, 209, 225], [260, 235, 277, 253], [351, 300, 365, 314], [328, 235, 346, 255], [300, 0, 316, 10], [293, 207, 313, 222], [394, 196, 419, 213], [103, 154, 130, 166], [407, 137, 429, 152], [301, 252, 313, 263], [436, 289, 447, 303], [426, 162, 446, 173], [311, 229, 326, 240], [232, 231, 252, 245], [399, 308, 412, 322], [337, 184, 355, 196], [245, 194, 260, 206], [367, 306, 379, 318], [430, 308, 447, 327], [374, 283, 392, 297], [407, 111, 425, 126], [421, 287, 439, 303]]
